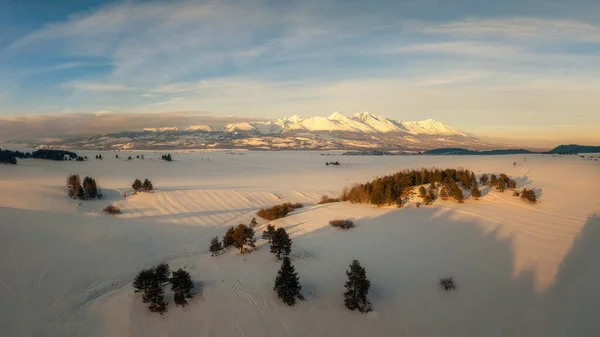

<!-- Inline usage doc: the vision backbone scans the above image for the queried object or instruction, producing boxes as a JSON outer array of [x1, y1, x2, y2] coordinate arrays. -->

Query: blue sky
[[1, 0, 600, 146]]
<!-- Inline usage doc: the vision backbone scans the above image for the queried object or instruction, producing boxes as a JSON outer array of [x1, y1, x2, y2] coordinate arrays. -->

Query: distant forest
[[0, 148, 31, 164], [424, 148, 534, 156]]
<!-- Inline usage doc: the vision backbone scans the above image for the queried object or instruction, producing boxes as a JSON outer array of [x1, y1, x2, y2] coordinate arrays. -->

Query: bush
[[103, 205, 122, 215], [257, 203, 303, 221], [416, 202, 422, 208], [317, 195, 339, 204], [329, 219, 354, 229], [439, 277, 456, 291], [513, 190, 520, 197]]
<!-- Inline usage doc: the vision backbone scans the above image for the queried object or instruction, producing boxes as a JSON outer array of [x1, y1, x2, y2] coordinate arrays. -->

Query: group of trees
[[132, 178, 154, 193], [221, 223, 256, 253], [0, 148, 32, 164], [67, 174, 102, 200], [480, 173, 517, 192], [325, 161, 341, 166], [32, 149, 78, 161], [133, 263, 195, 313], [257, 203, 303, 221], [161, 153, 173, 162], [520, 189, 537, 203], [317, 195, 340, 204], [341, 168, 477, 206], [94, 154, 103, 160]]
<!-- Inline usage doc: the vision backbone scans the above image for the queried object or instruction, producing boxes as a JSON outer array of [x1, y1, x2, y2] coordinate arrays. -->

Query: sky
[[1, 0, 600, 147]]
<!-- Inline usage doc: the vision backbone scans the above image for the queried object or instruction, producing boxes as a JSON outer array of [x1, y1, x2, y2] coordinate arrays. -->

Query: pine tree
[[133, 268, 155, 293], [132, 179, 142, 192], [76, 185, 86, 200], [143, 278, 168, 314], [439, 187, 449, 200], [154, 263, 170, 286], [249, 217, 258, 227], [479, 174, 489, 186], [262, 224, 276, 243], [344, 260, 372, 313], [223, 226, 235, 248], [273, 257, 303, 306], [471, 185, 482, 200], [270, 227, 292, 260], [209, 236, 223, 256], [142, 179, 153, 192], [82, 176, 98, 199], [171, 268, 194, 307], [67, 174, 81, 199]]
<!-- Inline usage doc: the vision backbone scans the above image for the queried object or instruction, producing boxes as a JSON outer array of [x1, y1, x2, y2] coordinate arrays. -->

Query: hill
[[549, 144, 600, 154]]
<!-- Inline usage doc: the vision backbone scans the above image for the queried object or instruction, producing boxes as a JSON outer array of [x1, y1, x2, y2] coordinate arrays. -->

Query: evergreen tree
[[249, 217, 258, 227], [439, 187, 449, 200], [133, 268, 155, 293], [209, 236, 223, 256], [132, 179, 143, 192], [471, 185, 482, 200], [171, 268, 194, 307], [470, 172, 477, 188], [143, 278, 168, 314], [82, 176, 98, 199], [142, 179, 153, 192], [223, 226, 235, 248], [98, 154, 102, 160], [270, 227, 292, 260], [76, 185, 86, 200], [490, 174, 498, 187], [479, 174, 489, 186], [273, 257, 303, 306], [262, 224, 276, 243], [343, 260, 372, 313], [154, 263, 171, 286]]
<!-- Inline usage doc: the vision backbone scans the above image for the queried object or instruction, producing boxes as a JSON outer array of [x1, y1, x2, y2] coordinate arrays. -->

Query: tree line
[[257, 202, 303, 221], [133, 263, 195, 314], [32, 149, 78, 161]]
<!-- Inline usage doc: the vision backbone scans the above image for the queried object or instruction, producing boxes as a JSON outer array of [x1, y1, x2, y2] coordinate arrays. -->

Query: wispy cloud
[[405, 17, 600, 43], [62, 81, 138, 92]]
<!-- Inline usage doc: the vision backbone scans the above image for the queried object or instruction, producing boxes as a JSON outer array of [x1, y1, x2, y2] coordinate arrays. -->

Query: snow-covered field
[[1, 151, 598, 337]]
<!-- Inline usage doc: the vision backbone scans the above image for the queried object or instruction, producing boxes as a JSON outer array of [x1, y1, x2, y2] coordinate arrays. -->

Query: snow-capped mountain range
[[147, 112, 467, 136], [20, 112, 492, 151]]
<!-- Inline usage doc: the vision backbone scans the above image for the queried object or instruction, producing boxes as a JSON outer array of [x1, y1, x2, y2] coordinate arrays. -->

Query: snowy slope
[[185, 125, 214, 132], [353, 112, 406, 133], [1, 152, 599, 337], [226, 122, 257, 133], [327, 111, 377, 133], [400, 119, 467, 136]]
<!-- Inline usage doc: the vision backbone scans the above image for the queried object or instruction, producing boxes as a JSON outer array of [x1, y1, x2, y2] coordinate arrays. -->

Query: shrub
[[103, 205, 122, 215], [439, 277, 456, 291], [318, 195, 340, 204], [416, 202, 422, 208], [330, 219, 354, 229], [513, 190, 520, 197], [257, 203, 303, 221]]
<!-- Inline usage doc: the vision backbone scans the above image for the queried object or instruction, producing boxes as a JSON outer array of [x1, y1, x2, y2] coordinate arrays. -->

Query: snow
[[250, 121, 283, 135], [353, 111, 405, 133], [1, 152, 599, 337], [143, 127, 180, 132], [185, 125, 214, 132], [401, 119, 467, 136], [225, 122, 257, 133]]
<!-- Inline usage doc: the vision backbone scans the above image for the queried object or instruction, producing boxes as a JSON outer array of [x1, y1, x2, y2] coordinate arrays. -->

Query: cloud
[[62, 81, 138, 92], [0, 111, 263, 141], [405, 17, 600, 43]]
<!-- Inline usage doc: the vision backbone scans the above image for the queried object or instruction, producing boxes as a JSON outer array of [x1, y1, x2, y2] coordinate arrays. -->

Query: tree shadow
[[537, 213, 600, 337]]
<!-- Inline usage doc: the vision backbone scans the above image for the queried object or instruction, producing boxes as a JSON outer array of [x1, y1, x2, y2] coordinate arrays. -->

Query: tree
[[232, 224, 255, 253], [262, 224, 276, 243], [132, 179, 143, 192], [171, 268, 194, 307], [249, 217, 258, 227], [143, 278, 168, 314], [154, 263, 170, 286], [209, 236, 222, 256], [223, 226, 235, 248], [490, 174, 498, 187], [82, 176, 98, 199], [98, 154, 102, 160], [344, 260, 372, 313], [439, 187, 449, 200], [142, 178, 153, 192], [270, 227, 292, 260], [479, 174, 489, 186], [471, 185, 482, 200], [273, 257, 303, 306], [133, 268, 155, 293], [116, 154, 119, 159], [67, 174, 81, 199]]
